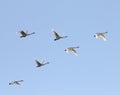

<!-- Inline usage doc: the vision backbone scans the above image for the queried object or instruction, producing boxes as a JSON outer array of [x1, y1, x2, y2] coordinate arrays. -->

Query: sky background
[[0, 0, 120, 95]]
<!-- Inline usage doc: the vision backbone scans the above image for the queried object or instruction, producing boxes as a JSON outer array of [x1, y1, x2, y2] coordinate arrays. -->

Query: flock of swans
[[9, 29, 108, 85]]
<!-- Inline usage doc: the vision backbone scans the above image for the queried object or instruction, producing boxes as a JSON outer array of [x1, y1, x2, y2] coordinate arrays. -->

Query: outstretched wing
[[99, 33, 107, 41], [71, 48, 78, 56], [52, 29, 60, 38], [35, 59, 42, 66], [41, 59, 46, 64], [20, 31, 27, 36], [15, 81, 21, 85]]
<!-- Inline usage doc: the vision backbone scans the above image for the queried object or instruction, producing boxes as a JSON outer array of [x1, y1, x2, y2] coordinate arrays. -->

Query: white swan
[[94, 32, 108, 41], [34, 59, 49, 67], [65, 46, 79, 56], [17, 30, 35, 38], [51, 29, 68, 41], [9, 80, 23, 85]]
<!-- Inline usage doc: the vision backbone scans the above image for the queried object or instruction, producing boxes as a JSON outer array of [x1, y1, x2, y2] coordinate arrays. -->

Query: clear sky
[[0, 0, 120, 95]]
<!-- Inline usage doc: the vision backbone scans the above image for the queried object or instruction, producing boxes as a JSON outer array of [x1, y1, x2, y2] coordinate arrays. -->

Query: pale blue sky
[[0, 0, 120, 95]]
